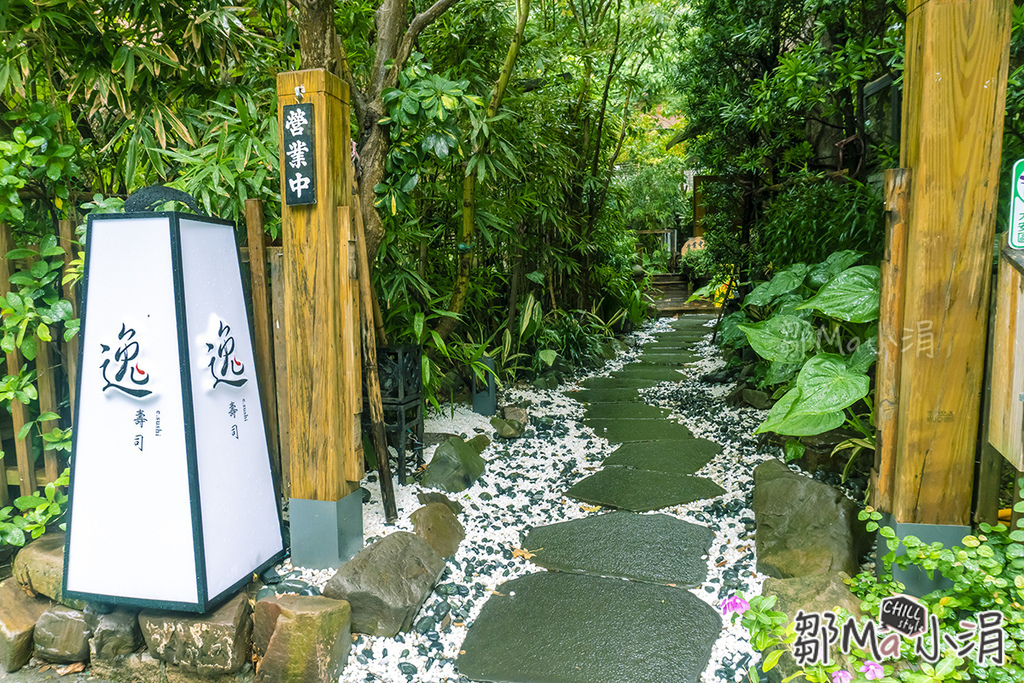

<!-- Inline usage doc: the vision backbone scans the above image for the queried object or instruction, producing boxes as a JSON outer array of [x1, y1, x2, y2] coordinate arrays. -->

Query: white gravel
[[279, 315, 794, 683]]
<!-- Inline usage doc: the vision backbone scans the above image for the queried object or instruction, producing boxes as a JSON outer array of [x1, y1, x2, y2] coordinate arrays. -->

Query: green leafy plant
[[0, 467, 70, 548]]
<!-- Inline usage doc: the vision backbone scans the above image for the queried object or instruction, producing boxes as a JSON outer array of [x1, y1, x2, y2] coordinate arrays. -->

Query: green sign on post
[[1010, 158, 1024, 249]]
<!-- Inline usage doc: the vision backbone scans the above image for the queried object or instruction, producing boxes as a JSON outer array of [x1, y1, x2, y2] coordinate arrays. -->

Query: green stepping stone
[[456, 572, 721, 683], [583, 403, 668, 420], [603, 439, 721, 475], [564, 388, 640, 403], [523, 511, 714, 586], [611, 366, 686, 382], [642, 340, 702, 351], [587, 418, 693, 442], [650, 332, 707, 343], [669, 316, 715, 331], [637, 352, 701, 366], [565, 468, 725, 511], [580, 376, 659, 389]]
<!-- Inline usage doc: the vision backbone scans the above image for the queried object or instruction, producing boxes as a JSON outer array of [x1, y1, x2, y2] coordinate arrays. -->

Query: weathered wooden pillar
[[277, 69, 363, 568]]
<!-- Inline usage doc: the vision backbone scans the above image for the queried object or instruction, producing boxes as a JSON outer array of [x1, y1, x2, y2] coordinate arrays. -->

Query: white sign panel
[[64, 212, 284, 612], [1009, 159, 1024, 249]]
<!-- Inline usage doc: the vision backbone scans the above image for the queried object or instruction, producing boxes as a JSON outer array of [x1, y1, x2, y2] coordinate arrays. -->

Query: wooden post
[[268, 247, 291, 499], [889, 0, 1013, 525], [59, 219, 79, 421], [276, 69, 360, 503], [244, 200, 283, 494], [350, 203, 398, 523], [873, 169, 910, 512], [35, 337, 61, 483], [0, 224, 35, 496]]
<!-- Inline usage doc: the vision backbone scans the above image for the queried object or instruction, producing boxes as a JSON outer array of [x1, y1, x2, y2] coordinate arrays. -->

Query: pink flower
[[720, 595, 750, 616], [831, 671, 853, 683], [859, 661, 884, 681]]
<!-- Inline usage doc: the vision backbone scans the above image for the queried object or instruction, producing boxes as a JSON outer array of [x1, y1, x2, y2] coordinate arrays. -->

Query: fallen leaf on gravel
[[512, 547, 541, 560], [716, 560, 728, 567], [57, 663, 86, 676], [579, 504, 601, 512]]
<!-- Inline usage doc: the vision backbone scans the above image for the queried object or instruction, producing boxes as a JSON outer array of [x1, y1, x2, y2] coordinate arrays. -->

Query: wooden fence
[[0, 199, 292, 506]]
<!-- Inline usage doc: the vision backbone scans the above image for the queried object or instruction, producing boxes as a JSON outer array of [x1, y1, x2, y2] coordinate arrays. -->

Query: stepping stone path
[[458, 315, 729, 683]]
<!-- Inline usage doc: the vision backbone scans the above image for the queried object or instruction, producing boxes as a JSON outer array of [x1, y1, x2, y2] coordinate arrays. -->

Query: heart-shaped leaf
[[755, 387, 846, 436], [737, 315, 816, 363], [791, 353, 870, 414], [797, 265, 880, 323]]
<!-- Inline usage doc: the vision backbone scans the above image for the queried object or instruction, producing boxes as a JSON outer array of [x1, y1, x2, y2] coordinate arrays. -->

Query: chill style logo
[[99, 322, 152, 398], [204, 319, 248, 389]]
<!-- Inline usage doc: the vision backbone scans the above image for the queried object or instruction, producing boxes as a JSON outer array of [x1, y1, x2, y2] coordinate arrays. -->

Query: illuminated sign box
[[63, 212, 285, 613]]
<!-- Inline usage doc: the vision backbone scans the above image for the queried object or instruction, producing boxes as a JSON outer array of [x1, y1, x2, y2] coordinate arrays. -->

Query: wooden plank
[[6, 467, 45, 487], [338, 207, 362, 484], [278, 69, 350, 501], [58, 219, 78, 421], [0, 224, 36, 496], [988, 242, 1024, 468], [873, 168, 911, 512], [35, 338, 61, 483], [975, 247, 1004, 524], [244, 199, 283, 494], [350, 205, 397, 522], [892, 0, 1013, 525], [268, 248, 290, 500]]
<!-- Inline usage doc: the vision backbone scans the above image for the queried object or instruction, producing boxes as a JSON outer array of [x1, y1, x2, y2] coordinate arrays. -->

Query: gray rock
[[760, 572, 865, 683], [139, 592, 252, 675], [742, 388, 772, 410], [410, 503, 466, 558], [532, 376, 559, 390], [90, 651, 164, 683], [752, 459, 868, 578], [420, 436, 487, 493], [253, 594, 351, 683], [0, 578, 52, 673], [12, 532, 85, 609], [725, 382, 749, 407], [88, 607, 143, 662], [415, 491, 463, 515], [34, 604, 91, 663], [322, 532, 444, 637], [503, 406, 529, 424], [490, 417, 525, 439]]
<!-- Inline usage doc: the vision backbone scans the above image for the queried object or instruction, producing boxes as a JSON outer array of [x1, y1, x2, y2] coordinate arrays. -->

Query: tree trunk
[[433, 0, 531, 341], [296, 0, 340, 72]]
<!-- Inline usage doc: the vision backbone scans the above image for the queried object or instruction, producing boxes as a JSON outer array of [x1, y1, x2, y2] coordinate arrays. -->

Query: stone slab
[[602, 439, 722, 475], [565, 468, 724, 511], [579, 376, 659, 389], [523, 512, 713, 586], [668, 316, 716, 332], [12, 532, 84, 609], [636, 353, 701, 366], [0, 578, 53, 673], [611, 366, 687, 382], [253, 594, 351, 683], [586, 418, 694, 443], [582, 403, 669, 420], [456, 572, 721, 683], [139, 592, 252, 675], [563, 388, 640, 404]]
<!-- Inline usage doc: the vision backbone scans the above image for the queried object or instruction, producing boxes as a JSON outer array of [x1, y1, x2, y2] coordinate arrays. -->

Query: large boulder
[[410, 503, 466, 558], [34, 604, 91, 663], [0, 577, 53, 673], [88, 607, 143, 662], [139, 592, 251, 675], [253, 594, 351, 683], [420, 436, 488, 492], [759, 571, 866, 683], [752, 459, 868, 578], [322, 532, 445, 637], [12, 531, 84, 609]]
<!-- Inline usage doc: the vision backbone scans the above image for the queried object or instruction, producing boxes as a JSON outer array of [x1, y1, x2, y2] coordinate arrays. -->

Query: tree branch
[[391, 0, 465, 86]]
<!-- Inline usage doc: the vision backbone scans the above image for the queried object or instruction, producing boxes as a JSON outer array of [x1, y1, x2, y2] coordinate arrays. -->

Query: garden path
[[454, 315, 731, 683]]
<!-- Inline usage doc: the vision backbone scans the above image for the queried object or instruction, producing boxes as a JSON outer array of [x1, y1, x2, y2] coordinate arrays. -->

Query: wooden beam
[[873, 168, 910, 512], [277, 69, 358, 502], [891, 0, 1013, 525], [244, 200, 283, 497], [58, 219, 79, 422], [0, 225, 35, 496], [268, 248, 291, 500]]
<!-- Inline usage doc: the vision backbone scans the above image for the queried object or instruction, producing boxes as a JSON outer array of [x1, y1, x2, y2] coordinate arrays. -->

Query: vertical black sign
[[282, 103, 317, 206]]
